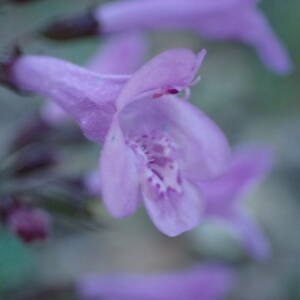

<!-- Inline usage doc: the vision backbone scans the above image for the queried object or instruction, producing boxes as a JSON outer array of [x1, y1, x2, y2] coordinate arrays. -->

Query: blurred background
[[0, 0, 299, 299]]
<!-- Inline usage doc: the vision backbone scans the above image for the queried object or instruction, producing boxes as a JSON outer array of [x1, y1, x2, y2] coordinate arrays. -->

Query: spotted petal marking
[[129, 131, 182, 198]]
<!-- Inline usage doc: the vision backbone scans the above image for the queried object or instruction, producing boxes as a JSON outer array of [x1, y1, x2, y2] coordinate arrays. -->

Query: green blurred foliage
[[0, 230, 34, 292]]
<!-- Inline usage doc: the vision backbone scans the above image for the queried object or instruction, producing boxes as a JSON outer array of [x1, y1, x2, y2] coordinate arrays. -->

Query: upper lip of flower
[[114, 48, 207, 111]]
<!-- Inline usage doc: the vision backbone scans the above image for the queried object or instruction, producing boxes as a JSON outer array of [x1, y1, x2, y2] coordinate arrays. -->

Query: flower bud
[[7, 207, 50, 243], [40, 10, 99, 41]]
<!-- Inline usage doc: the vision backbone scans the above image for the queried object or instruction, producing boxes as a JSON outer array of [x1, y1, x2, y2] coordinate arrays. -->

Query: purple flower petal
[[237, 9, 292, 74], [100, 119, 141, 218], [116, 49, 206, 109], [200, 147, 272, 217], [160, 97, 230, 181], [194, 8, 292, 74], [119, 97, 230, 181], [142, 178, 202, 237]]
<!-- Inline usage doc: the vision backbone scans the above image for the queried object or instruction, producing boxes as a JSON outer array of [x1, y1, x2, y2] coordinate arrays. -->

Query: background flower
[[41, 0, 292, 74], [78, 264, 234, 300]]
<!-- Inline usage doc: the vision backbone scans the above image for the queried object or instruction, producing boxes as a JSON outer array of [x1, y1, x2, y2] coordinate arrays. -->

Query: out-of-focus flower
[[41, 32, 147, 126], [98, 0, 292, 74], [78, 264, 234, 300], [41, 0, 292, 74], [199, 147, 273, 260], [3, 48, 230, 236], [7, 207, 51, 243]]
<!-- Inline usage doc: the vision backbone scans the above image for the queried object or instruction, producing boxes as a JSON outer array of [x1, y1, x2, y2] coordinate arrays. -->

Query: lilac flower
[[78, 264, 234, 300], [7, 207, 50, 243], [97, 50, 231, 236], [7, 48, 230, 236], [198, 147, 273, 260], [41, 32, 147, 125], [94, 0, 291, 74]]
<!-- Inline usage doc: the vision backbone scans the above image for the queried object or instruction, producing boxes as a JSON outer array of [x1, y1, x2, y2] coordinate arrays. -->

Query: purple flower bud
[[7, 207, 50, 243], [40, 10, 99, 41]]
